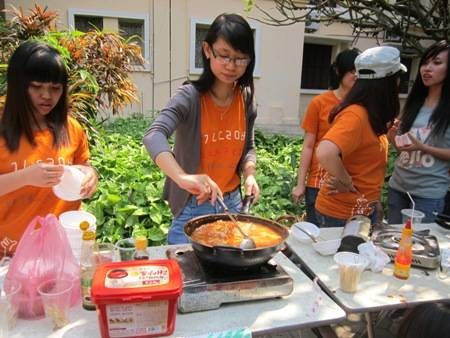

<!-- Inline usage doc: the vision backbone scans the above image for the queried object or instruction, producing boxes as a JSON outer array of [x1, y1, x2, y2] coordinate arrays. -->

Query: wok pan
[[184, 207, 289, 268]]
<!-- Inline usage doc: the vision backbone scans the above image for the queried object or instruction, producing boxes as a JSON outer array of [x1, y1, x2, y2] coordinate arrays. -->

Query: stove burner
[[167, 246, 294, 313], [372, 229, 440, 269], [380, 233, 426, 252]]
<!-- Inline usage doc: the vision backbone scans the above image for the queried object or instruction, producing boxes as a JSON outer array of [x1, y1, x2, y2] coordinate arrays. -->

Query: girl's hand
[[74, 165, 98, 198], [387, 119, 401, 145], [292, 183, 306, 203], [178, 174, 222, 205], [243, 174, 260, 202], [397, 133, 424, 152], [24, 163, 64, 187], [325, 175, 357, 195]]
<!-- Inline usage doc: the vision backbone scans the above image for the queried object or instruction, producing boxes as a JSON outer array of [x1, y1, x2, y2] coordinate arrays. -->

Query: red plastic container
[[91, 259, 183, 338]]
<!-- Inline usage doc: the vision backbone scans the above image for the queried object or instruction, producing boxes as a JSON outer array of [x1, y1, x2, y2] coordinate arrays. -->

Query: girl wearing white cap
[[387, 40, 450, 223], [315, 46, 406, 227]]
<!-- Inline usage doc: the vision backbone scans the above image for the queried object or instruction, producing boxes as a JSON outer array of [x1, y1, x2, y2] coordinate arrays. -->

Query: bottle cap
[[82, 230, 96, 241], [134, 236, 148, 250], [79, 220, 90, 231]]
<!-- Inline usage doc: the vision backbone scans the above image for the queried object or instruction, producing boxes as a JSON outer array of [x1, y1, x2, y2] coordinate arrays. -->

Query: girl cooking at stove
[[143, 13, 260, 244], [292, 48, 360, 225], [387, 40, 450, 223], [0, 41, 98, 258], [314, 46, 406, 227]]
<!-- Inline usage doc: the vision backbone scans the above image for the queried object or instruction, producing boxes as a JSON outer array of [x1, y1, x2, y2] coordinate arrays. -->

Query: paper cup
[[334, 252, 369, 293], [59, 210, 96, 262], [401, 209, 425, 225], [53, 166, 86, 201]]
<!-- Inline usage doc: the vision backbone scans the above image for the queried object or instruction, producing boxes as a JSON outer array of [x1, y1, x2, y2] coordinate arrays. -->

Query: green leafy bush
[[85, 116, 396, 244]]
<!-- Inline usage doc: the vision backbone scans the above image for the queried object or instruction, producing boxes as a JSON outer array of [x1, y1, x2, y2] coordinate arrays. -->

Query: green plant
[[0, 4, 144, 132], [84, 117, 171, 246]]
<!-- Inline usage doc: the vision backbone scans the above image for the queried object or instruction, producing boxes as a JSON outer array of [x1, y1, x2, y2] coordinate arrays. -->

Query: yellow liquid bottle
[[393, 219, 413, 280]]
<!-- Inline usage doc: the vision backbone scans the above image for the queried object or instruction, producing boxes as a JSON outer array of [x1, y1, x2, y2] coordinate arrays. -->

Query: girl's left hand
[[397, 133, 423, 152], [243, 174, 260, 202], [74, 165, 98, 198]]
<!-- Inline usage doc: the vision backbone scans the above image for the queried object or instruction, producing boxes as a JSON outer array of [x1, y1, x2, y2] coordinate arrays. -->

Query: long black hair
[[329, 48, 360, 89], [329, 74, 401, 136], [400, 40, 450, 138], [191, 13, 255, 101], [0, 40, 69, 152], [397, 302, 450, 338]]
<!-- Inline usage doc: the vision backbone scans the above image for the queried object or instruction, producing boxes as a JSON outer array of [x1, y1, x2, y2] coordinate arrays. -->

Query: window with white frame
[[68, 9, 149, 68], [189, 18, 261, 76]]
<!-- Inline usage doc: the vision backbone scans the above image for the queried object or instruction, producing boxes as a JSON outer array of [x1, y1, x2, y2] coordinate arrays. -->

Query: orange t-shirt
[[0, 117, 90, 257], [301, 91, 339, 188], [315, 104, 388, 219], [198, 89, 245, 193]]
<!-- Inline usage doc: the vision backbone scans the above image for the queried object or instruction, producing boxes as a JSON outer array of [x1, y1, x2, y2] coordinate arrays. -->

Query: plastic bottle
[[133, 236, 149, 260], [393, 219, 413, 280], [80, 230, 96, 310]]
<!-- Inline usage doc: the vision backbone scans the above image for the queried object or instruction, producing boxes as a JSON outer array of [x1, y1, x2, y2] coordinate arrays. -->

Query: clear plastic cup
[[115, 238, 135, 261], [92, 242, 115, 265], [38, 279, 73, 330], [0, 281, 21, 336], [401, 209, 425, 225], [334, 252, 369, 293]]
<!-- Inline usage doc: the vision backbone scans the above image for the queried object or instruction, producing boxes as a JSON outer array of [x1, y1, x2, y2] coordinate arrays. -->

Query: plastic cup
[[92, 242, 115, 265], [401, 209, 425, 225], [0, 282, 21, 336], [59, 210, 96, 262], [334, 252, 369, 293], [115, 238, 135, 261], [38, 279, 73, 330]]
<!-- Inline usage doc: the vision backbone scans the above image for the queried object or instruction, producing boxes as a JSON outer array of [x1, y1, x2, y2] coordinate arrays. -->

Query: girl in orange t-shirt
[[0, 41, 98, 257], [292, 49, 360, 224], [144, 14, 259, 244], [315, 46, 407, 227]]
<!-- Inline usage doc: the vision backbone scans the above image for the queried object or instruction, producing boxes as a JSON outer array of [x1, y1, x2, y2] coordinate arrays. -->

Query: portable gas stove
[[166, 246, 294, 313], [372, 229, 440, 269]]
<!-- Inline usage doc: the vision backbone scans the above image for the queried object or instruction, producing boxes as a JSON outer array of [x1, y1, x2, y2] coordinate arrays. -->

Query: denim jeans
[[167, 188, 242, 244], [387, 187, 444, 224], [315, 208, 377, 228], [315, 209, 347, 228], [305, 187, 319, 225]]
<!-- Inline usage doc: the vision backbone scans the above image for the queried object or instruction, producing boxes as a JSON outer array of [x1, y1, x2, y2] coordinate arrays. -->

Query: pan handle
[[212, 245, 246, 255], [240, 194, 255, 214]]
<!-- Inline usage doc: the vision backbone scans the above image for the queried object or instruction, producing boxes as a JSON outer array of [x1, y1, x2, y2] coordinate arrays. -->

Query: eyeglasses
[[210, 48, 251, 67]]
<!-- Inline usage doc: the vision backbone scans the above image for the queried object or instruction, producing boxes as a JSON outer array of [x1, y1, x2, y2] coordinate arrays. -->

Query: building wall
[[5, 0, 406, 134]]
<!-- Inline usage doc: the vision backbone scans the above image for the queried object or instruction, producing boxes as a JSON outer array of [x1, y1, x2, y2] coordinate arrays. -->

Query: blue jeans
[[167, 188, 242, 244], [387, 187, 444, 224], [315, 208, 377, 228], [315, 209, 347, 228], [305, 187, 319, 225]]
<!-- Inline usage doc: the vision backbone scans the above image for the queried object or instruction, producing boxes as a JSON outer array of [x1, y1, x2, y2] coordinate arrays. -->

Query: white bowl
[[53, 166, 86, 201], [59, 210, 96, 230], [291, 221, 320, 243], [312, 239, 341, 256]]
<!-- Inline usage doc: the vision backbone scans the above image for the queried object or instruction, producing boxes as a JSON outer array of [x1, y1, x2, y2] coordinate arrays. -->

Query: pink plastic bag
[[4, 214, 81, 319]]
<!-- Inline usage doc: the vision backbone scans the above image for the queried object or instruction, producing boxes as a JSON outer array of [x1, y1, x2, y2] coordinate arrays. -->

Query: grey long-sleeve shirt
[[143, 83, 257, 217]]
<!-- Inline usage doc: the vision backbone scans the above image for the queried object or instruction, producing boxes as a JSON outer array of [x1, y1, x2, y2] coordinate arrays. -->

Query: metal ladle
[[216, 196, 256, 249]]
